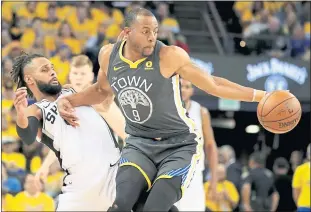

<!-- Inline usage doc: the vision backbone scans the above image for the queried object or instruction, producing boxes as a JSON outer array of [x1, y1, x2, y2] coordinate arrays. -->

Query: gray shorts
[[119, 132, 202, 192]]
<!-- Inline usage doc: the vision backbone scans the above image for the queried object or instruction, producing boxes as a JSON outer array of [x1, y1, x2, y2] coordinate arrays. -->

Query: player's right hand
[[57, 98, 79, 127], [34, 166, 49, 190], [14, 87, 28, 116]]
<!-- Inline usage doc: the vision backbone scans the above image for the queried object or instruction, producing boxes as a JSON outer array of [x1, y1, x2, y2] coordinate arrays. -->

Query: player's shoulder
[[160, 45, 189, 59], [99, 43, 115, 58], [26, 104, 42, 117]]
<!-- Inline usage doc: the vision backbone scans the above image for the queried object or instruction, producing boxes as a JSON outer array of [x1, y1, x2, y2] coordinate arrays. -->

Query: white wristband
[[252, 89, 257, 102]]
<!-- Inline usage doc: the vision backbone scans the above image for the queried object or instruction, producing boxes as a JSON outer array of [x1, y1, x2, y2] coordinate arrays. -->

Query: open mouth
[[50, 77, 59, 84]]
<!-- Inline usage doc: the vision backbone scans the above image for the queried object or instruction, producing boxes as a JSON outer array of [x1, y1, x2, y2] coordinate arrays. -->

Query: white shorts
[[175, 170, 205, 211], [56, 161, 118, 211]]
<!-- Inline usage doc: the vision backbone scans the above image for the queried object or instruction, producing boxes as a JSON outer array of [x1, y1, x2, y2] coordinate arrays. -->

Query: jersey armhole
[[107, 43, 120, 80]]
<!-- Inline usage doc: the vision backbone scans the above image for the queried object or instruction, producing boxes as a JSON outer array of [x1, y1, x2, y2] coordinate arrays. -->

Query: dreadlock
[[11, 53, 45, 98]]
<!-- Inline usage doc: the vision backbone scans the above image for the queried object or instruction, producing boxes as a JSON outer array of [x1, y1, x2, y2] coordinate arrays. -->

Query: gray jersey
[[107, 40, 196, 138]]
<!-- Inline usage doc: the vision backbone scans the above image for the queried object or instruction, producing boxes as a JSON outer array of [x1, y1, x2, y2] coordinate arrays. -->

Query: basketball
[[257, 90, 301, 134]]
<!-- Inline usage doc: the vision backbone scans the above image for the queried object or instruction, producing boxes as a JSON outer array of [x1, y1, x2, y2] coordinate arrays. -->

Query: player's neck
[[185, 100, 191, 111], [34, 92, 58, 102], [123, 41, 145, 62]]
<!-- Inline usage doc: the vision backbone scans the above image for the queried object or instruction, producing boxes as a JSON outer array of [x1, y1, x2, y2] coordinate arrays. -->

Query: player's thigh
[[119, 142, 157, 191], [155, 140, 200, 195]]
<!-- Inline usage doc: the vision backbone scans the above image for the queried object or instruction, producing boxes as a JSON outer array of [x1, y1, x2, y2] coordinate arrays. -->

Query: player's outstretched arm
[[161, 46, 266, 102], [14, 87, 42, 145], [57, 45, 115, 125]]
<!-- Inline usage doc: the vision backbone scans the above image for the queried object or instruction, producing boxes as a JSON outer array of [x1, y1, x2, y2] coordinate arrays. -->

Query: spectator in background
[[51, 21, 81, 55], [2, 163, 22, 195], [2, 58, 13, 82], [2, 138, 26, 174], [157, 26, 176, 45], [156, 2, 180, 34], [290, 150, 303, 174], [175, 34, 190, 53], [41, 4, 61, 37], [13, 174, 55, 211], [292, 144, 310, 212], [276, 2, 298, 26], [30, 145, 50, 174], [241, 152, 279, 212], [205, 164, 239, 212], [4, 41, 22, 61], [17, 2, 38, 24], [50, 45, 71, 85], [44, 161, 64, 198], [67, 3, 97, 47], [219, 145, 242, 191], [2, 80, 15, 101], [2, 29, 12, 48], [2, 188, 14, 212], [290, 24, 310, 59], [273, 157, 296, 211], [20, 18, 44, 51], [91, 2, 124, 27], [85, 20, 116, 53]]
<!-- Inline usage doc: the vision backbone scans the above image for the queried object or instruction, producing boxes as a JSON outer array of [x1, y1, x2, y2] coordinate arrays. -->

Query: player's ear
[[24, 75, 35, 86], [124, 27, 131, 36]]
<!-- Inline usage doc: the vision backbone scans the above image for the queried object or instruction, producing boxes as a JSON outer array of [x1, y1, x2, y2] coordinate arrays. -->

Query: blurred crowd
[[203, 145, 310, 212], [2, 1, 188, 87], [234, 1, 310, 60]]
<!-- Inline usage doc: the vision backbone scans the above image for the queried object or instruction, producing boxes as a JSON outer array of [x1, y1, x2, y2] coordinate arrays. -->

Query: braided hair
[[10, 53, 45, 98]]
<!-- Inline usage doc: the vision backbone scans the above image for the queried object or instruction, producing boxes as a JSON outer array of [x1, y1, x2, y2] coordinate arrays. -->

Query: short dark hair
[[124, 8, 155, 27], [249, 152, 266, 166], [11, 53, 45, 98]]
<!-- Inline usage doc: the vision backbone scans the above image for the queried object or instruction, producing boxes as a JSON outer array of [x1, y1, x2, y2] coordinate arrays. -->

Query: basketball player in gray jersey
[[57, 8, 267, 211]]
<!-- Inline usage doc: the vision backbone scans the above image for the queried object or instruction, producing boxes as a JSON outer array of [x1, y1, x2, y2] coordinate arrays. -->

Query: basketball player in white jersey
[[12, 53, 122, 211], [175, 79, 217, 211], [34, 55, 127, 188]]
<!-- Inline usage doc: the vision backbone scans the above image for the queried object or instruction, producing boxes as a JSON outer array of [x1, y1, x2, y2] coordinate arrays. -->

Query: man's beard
[[36, 80, 62, 95]]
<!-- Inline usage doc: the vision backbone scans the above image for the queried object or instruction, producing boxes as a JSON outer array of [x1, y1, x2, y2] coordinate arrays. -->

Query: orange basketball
[[257, 90, 301, 134]]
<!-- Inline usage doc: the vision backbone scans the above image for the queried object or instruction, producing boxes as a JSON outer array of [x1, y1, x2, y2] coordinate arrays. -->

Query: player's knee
[[116, 165, 146, 184], [114, 166, 147, 211], [143, 177, 182, 211]]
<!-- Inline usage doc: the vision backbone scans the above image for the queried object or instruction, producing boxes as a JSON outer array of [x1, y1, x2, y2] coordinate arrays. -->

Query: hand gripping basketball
[[257, 90, 301, 134]]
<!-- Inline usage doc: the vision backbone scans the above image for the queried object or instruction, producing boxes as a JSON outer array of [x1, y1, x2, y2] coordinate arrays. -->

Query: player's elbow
[[95, 82, 114, 99]]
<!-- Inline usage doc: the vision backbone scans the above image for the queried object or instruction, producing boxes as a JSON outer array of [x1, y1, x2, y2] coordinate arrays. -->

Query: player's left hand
[[57, 98, 79, 127]]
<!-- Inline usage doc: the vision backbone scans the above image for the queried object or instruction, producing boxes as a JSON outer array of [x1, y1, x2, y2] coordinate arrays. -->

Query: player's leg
[[143, 133, 201, 211], [176, 170, 205, 211], [133, 190, 180, 212], [108, 141, 157, 211]]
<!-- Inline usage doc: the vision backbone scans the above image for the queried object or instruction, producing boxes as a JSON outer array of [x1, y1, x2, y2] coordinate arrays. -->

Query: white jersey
[[188, 100, 205, 171], [175, 100, 206, 211], [35, 88, 119, 210]]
